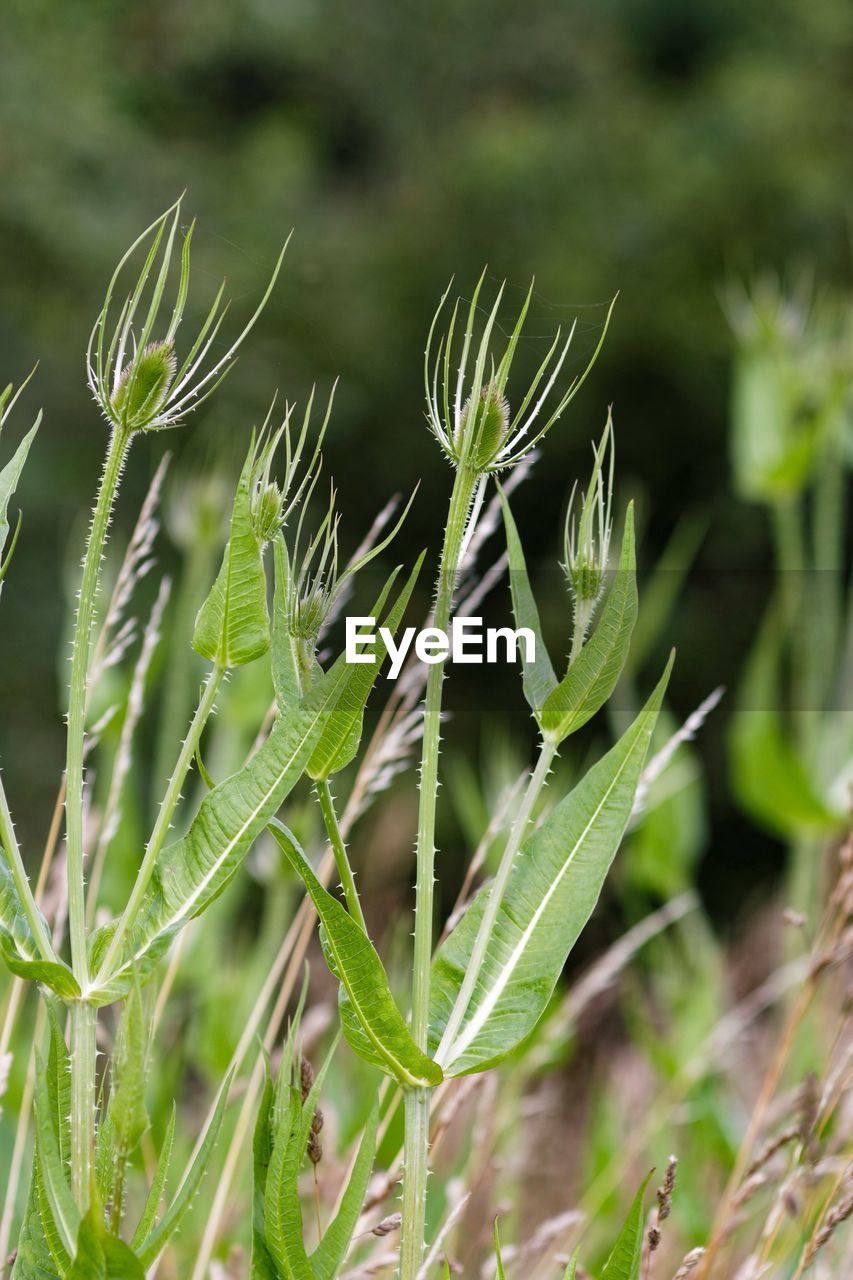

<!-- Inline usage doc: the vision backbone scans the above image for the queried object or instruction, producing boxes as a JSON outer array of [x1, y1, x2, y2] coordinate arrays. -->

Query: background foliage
[[1, 3, 852, 1276]]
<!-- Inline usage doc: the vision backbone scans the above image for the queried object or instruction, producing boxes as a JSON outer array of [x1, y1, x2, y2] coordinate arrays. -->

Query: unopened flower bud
[[562, 414, 614, 607], [111, 340, 176, 431], [252, 480, 284, 542], [455, 381, 511, 470]]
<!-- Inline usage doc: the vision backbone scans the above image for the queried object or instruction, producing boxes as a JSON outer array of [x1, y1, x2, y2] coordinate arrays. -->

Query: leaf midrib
[[443, 714, 646, 1069]]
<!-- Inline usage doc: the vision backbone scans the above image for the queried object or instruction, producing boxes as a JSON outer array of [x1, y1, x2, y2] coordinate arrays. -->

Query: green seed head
[[252, 480, 285, 542], [291, 582, 331, 640], [111, 340, 176, 431], [456, 381, 511, 470]]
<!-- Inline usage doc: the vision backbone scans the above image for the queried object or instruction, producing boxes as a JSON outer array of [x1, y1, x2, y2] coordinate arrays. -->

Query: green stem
[[95, 663, 225, 985], [400, 463, 477, 1278], [399, 1088, 431, 1280], [435, 736, 557, 1066], [66, 423, 133, 988], [69, 1000, 97, 1210], [315, 778, 366, 932], [0, 770, 56, 962]]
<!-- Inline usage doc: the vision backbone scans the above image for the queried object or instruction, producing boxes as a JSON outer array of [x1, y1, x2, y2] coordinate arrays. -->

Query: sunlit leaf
[[269, 822, 443, 1088], [430, 659, 672, 1075], [192, 435, 270, 667], [94, 658, 353, 1000]]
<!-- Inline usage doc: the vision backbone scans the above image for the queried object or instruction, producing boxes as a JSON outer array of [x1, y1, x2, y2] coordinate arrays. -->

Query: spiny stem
[[66, 422, 133, 988], [316, 777, 366, 931], [70, 1000, 97, 1209], [400, 462, 477, 1278], [96, 662, 225, 984], [399, 1088, 431, 1280], [436, 736, 557, 1066]]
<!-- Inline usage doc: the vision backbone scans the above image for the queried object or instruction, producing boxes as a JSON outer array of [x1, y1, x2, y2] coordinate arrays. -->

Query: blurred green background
[[1, 0, 850, 920]]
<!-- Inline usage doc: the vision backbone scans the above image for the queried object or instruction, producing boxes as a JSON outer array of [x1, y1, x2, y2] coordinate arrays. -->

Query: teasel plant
[[0, 209, 690, 1280]]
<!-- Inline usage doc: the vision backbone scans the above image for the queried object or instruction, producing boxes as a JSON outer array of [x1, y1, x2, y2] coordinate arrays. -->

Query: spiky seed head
[[252, 480, 284, 542], [292, 583, 332, 640], [456, 381, 511, 470], [111, 341, 176, 431]]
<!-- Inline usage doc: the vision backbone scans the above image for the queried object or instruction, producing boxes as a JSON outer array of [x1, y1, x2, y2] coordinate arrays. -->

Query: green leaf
[[33, 1049, 79, 1263], [0, 860, 78, 996], [493, 1220, 506, 1280], [11, 1162, 58, 1279], [269, 822, 442, 1088], [130, 1106, 175, 1251], [264, 1086, 313, 1280], [430, 658, 672, 1076], [109, 982, 149, 1151], [732, 710, 837, 838], [562, 1250, 578, 1280], [192, 436, 270, 667], [306, 553, 424, 780], [539, 504, 638, 743], [309, 1105, 378, 1280], [95, 659, 352, 1001], [251, 1071, 280, 1280], [67, 1203, 146, 1280], [272, 536, 306, 712], [731, 610, 838, 838], [498, 485, 557, 712], [600, 1174, 652, 1280], [0, 415, 39, 586], [136, 1071, 233, 1268]]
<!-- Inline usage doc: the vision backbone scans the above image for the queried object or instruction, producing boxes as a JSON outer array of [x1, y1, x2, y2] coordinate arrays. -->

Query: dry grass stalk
[[671, 1248, 705, 1278]]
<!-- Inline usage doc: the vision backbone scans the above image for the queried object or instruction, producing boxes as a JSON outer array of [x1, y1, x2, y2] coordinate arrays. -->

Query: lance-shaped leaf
[[306, 553, 424, 780], [93, 659, 352, 1001], [264, 1085, 314, 1280], [0, 413, 39, 589], [109, 981, 149, 1152], [251, 1072, 281, 1280], [192, 435, 270, 667], [271, 536, 306, 712], [0, 861, 79, 996], [130, 1106, 175, 1251], [430, 657, 672, 1076], [136, 1071, 233, 1268], [16, 1007, 76, 1278], [539, 503, 638, 743], [493, 1220, 507, 1280], [309, 1105, 378, 1280], [270, 822, 442, 1088], [33, 1048, 79, 1265], [600, 1173, 652, 1280], [498, 485, 557, 712], [10, 1166, 58, 1280]]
